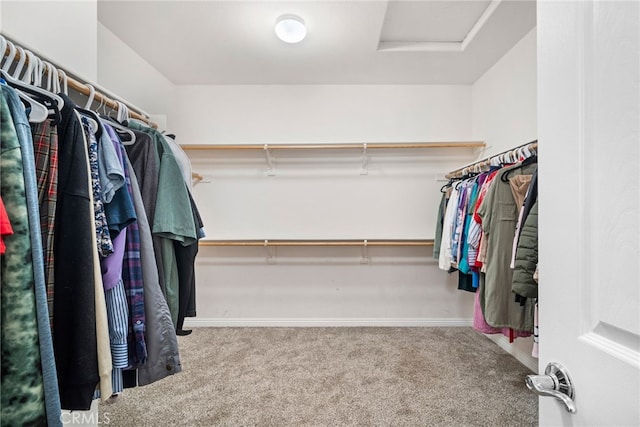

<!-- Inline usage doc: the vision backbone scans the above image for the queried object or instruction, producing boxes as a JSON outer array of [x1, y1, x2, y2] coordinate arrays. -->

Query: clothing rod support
[[264, 145, 276, 176], [263, 240, 276, 263], [360, 144, 368, 175], [361, 240, 370, 264]]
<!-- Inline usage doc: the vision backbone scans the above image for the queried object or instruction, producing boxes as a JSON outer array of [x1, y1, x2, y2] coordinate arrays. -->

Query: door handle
[[525, 362, 576, 413]]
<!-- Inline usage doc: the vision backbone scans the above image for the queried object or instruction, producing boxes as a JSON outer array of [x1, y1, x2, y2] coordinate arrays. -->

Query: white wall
[[1, 0, 98, 81], [471, 28, 538, 371], [169, 85, 472, 144], [472, 28, 537, 157], [179, 85, 478, 325], [97, 23, 174, 127]]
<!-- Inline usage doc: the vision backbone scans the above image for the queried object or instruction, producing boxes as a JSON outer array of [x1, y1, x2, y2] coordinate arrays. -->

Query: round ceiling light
[[275, 15, 307, 44]]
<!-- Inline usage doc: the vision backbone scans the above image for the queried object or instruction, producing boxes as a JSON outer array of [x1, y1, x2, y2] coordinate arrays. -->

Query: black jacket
[[54, 94, 99, 410]]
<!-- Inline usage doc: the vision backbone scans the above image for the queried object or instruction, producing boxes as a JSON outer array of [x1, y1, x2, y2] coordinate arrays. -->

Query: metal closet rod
[[1, 36, 157, 128], [445, 140, 538, 178], [199, 239, 435, 247], [181, 141, 485, 150]]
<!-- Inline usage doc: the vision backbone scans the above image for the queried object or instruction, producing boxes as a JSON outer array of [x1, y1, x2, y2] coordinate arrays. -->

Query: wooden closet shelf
[[181, 142, 485, 151], [198, 239, 435, 247]]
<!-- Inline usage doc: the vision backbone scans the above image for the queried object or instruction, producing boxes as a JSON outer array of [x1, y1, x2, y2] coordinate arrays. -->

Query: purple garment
[[101, 228, 127, 290], [100, 124, 132, 292], [451, 180, 470, 264]]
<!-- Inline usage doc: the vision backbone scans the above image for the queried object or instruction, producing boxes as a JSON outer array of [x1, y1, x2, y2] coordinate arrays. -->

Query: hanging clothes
[[99, 121, 131, 396], [438, 148, 538, 341], [165, 132, 204, 332], [438, 182, 461, 271], [30, 118, 59, 328], [1, 38, 199, 419], [123, 128, 167, 297], [54, 94, 99, 410], [512, 200, 539, 298], [457, 178, 481, 292], [433, 189, 448, 260], [119, 139, 148, 367], [81, 116, 114, 258], [125, 120, 198, 329], [125, 155, 182, 386], [0, 86, 48, 426], [175, 191, 203, 333], [3, 83, 63, 426], [164, 134, 194, 191], [476, 161, 536, 332], [79, 114, 114, 402]]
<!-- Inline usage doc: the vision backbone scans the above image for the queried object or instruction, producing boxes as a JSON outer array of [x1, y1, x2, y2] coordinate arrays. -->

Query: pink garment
[[473, 284, 531, 338], [473, 170, 500, 270]]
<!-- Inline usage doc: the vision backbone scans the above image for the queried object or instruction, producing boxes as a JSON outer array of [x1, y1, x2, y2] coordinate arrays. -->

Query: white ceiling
[[98, 0, 536, 85]]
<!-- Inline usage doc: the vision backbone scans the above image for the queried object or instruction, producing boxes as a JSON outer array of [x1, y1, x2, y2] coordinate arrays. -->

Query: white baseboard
[[485, 334, 539, 372], [184, 317, 473, 328]]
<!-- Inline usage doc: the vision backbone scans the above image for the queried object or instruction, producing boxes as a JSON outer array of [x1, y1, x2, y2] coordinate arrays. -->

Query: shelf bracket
[[360, 143, 368, 175], [264, 240, 276, 264], [264, 144, 276, 176], [360, 239, 370, 264]]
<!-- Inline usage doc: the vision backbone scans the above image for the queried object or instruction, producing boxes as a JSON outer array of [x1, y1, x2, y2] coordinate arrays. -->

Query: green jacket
[[512, 200, 538, 298]]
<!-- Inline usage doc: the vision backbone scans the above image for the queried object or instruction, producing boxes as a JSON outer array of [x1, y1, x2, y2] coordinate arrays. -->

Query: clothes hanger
[[0, 40, 63, 122], [2, 49, 64, 111], [97, 96, 106, 115], [440, 177, 462, 193], [102, 101, 136, 144], [104, 119, 136, 145], [116, 101, 129, 123], [75, 84, 104, 137], [84, 83, 95, 109], [0, 37, 14, 72], [501, 154, 538, 182], [60, 70, 68, 95], [11, 46, 27, 79], [0, 43, 49, 123]]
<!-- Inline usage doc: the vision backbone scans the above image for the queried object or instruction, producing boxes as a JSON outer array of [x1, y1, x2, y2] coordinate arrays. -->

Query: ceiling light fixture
[[275, 15, 307, 44]]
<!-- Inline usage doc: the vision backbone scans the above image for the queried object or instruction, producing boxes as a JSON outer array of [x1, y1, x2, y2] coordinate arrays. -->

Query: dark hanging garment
[[124, 130, 167, 297], [512, 200, 539, 299], [54, 94, 99, 410], [175, 190, 204, 331], [125, 156, 182, 386], [125, 120, 197, 329], [433, 191, 447, 260]]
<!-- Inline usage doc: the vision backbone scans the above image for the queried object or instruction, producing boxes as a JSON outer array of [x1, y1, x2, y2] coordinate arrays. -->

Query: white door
[[538, 0, 640, 425]]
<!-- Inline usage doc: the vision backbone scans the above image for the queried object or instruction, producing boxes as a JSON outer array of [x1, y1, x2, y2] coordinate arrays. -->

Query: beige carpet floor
[[100, 327, 537, 426]]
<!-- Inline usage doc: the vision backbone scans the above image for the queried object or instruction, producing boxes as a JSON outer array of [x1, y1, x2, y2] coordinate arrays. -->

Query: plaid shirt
[[31, 120, 58, 327], [117, 138, 147, 367]]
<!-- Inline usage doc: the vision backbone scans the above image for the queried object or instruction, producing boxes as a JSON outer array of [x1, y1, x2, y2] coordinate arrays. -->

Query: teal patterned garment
[[1, 93, 47, 425]]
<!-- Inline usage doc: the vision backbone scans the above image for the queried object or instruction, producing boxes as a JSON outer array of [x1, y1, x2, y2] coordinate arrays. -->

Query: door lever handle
[[526, 362, 576, 413]]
